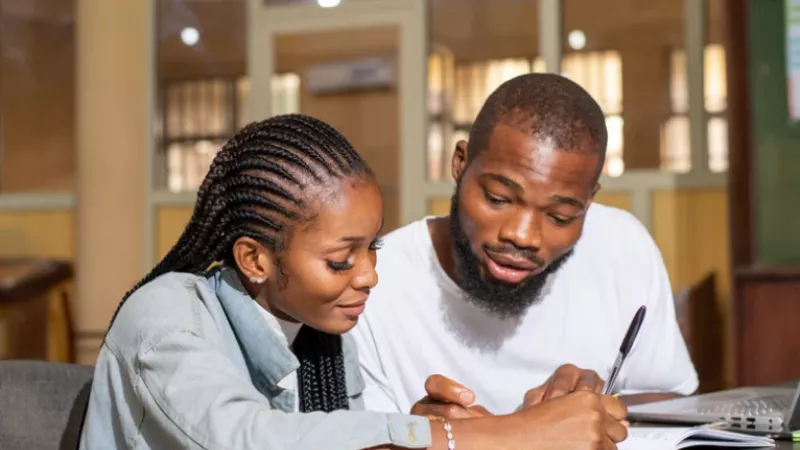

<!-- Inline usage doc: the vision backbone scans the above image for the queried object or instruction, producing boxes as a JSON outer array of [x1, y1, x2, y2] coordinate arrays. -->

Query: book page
[[617, 427, 688, 450], [618, 426, 774, 450]]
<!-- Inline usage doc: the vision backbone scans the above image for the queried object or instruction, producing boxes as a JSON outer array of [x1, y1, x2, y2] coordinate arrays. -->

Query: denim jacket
[[79, 267, 431, 450]]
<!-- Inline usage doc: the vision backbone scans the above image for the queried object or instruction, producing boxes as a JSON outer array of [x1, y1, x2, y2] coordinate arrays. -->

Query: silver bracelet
[[432, 416, 455, 450]]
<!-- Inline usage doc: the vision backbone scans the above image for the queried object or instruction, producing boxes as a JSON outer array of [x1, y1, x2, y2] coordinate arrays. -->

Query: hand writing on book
[[512, 391, 628, 449], [411, 364, 606, 419], [412, 382, 628, 450], [523, 363, 606, 407]]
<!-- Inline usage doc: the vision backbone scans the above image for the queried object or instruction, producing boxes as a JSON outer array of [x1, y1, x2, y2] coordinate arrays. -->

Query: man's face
[[449, 123, 600, 318]]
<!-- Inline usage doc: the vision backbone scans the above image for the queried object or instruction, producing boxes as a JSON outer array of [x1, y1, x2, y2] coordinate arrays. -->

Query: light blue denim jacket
[[79, 267, 431, 450]]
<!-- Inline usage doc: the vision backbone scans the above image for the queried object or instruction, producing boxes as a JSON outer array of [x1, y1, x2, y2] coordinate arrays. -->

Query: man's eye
[[485, 191, 509, 205], [549, 215, 575, 226]]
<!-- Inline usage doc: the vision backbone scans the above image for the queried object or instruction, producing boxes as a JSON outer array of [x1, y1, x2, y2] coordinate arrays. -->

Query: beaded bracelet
[[430, 415, 455, 450]]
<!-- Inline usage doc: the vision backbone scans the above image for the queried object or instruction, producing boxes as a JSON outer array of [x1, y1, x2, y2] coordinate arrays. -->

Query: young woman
[[79, 114, 627, 449]]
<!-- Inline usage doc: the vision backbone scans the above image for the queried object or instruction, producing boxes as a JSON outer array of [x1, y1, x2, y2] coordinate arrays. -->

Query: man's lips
[[484, 250, 541, 283]]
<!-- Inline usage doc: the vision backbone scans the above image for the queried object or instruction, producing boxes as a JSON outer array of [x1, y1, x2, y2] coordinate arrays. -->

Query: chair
[[0, 360, 93, 450], [673, 272, 726, 393]]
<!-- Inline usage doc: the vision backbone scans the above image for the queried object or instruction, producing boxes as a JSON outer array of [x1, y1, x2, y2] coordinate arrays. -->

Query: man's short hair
[[467, 73, 608, 177]]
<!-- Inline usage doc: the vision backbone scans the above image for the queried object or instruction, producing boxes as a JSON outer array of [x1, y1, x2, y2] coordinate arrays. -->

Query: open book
[[618, 426, 775, 449]]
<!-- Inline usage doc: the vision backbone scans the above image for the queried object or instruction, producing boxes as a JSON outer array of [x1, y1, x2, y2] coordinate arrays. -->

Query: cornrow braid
[[110, 114, 373, 414], [293, 326, 350, 412]]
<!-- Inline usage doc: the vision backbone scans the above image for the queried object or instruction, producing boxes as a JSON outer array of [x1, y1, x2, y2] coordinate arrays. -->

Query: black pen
[[603, 305, 647, 396]]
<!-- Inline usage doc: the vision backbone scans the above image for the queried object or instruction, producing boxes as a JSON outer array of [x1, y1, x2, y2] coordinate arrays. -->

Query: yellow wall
[[651, 189, 730, 301], [593, 191, 633, 213], [0, 210, 75, 259], [156, 206, 194, 260]]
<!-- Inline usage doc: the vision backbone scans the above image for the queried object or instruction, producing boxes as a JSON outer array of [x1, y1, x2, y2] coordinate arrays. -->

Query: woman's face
[[261, 176, 383, 335]]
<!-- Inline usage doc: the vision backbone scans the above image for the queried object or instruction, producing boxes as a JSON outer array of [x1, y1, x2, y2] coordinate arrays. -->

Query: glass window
[[157, 0, 303, 192], [157, 0, 246, 192], [427, 0, 540, 182], [661, 0, 729, 173], [0, 0, 76, 192], [160, 75, 300, 193], [565, 0, 683, 172], [662, 43, 728, 172]]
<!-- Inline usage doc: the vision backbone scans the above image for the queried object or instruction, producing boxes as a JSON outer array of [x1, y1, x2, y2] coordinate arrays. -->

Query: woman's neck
[[234, 268, 300, 323]]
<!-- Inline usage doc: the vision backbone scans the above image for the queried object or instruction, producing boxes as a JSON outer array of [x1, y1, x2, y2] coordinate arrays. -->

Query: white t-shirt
[[257, 305, 303, 411], [350, 203, 698, 415]]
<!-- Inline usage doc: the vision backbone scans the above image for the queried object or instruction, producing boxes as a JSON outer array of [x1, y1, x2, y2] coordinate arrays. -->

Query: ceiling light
[[568, 30, 586, 50], [180, 27, 199, 46]]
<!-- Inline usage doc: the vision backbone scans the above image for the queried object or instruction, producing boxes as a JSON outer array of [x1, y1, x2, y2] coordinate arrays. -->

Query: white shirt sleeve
[[618, 226, 699, 396], [349, 314, 404, 413]]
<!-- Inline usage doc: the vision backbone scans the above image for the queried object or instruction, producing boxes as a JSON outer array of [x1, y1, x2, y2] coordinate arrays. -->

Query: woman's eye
[[327, 260, 353, 272], [369, 238, 384, 251]]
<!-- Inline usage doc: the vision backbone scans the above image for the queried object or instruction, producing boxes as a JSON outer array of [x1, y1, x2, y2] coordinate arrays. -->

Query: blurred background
[[0, 0, 798, 394]]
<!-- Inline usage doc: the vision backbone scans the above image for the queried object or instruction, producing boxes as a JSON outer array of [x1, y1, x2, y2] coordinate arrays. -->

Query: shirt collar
[[205, 266, 299, 394]]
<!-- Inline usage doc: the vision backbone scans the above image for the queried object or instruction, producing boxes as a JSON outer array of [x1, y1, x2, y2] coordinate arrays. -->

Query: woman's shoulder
[[105, 272, 219, 358]]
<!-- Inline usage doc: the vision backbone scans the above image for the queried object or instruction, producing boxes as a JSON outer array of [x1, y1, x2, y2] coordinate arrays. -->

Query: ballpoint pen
[[603, 305, 647, 396]]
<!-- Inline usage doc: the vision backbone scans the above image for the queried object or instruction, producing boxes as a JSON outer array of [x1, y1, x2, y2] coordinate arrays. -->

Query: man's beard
[[449, 190, 573, 319]]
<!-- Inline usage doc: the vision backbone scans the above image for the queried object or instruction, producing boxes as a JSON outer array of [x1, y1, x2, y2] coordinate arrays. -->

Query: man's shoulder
[[580, 203, 661, 268], [585, 203, 649, 238], [377, 219, 430, 269], [582, 203, 656, 250]]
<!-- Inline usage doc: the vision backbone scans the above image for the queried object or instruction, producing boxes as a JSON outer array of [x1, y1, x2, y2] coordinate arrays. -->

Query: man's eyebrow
[[480, 173, 524, 192], [549, 194, 585, 209]]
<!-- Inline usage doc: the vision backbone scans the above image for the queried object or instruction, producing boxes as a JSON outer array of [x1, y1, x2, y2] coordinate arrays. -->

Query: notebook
[[618, 426, 776, 449]]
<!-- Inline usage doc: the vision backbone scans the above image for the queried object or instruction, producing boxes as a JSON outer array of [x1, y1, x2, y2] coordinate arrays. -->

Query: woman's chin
[[311, 315, 360, 336]]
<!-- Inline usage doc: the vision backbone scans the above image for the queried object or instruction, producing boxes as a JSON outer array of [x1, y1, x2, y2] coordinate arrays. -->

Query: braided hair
[[110, 114, 374, 413]]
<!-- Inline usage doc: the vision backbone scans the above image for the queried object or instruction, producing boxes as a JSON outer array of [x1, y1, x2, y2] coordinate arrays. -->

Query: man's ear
[[451, 140, 469, 182], [232, 237, 275, 283], [587, 183, 601, 208]]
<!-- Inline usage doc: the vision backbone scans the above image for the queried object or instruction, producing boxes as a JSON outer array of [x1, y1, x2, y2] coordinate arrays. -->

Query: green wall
[[751, 0, 800, 264]]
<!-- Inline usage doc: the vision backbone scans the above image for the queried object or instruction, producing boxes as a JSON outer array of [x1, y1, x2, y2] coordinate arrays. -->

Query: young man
[[351, 73, 697, 418]]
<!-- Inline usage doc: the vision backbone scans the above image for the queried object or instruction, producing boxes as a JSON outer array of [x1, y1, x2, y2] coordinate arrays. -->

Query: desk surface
[[0, 258, 72, 303]]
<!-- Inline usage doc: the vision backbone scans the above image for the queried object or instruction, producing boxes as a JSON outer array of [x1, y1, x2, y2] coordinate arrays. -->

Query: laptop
[[628, 382, 800, 439]]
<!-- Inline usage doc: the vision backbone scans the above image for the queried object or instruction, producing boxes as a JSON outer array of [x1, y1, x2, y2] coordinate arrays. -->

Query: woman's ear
[[232, 237, 274, 284]]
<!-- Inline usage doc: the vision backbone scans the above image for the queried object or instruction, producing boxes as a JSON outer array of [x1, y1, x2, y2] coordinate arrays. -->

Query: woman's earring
[[249, 276, 266, 284]]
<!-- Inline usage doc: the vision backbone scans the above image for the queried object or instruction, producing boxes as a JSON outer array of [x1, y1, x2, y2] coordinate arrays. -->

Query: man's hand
[[523, 364, 605, 408], [409, 374, 492, 419]]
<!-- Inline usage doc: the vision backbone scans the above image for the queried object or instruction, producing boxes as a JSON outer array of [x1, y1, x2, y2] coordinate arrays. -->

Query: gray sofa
[[0, 360, 93, 450]]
